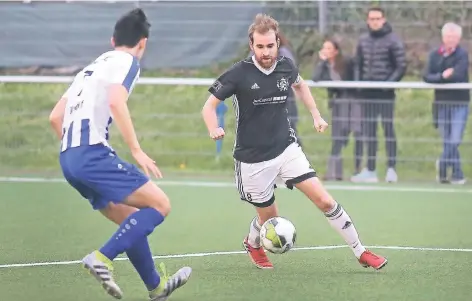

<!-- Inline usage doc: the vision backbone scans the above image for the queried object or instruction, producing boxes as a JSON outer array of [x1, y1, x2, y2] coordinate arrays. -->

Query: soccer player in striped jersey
[[48, 8, 191, 300]]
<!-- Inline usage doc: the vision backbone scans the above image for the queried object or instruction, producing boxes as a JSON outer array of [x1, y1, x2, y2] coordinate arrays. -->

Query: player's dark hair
[[367, 6, 385, 17], [113, 8, 151, 48]]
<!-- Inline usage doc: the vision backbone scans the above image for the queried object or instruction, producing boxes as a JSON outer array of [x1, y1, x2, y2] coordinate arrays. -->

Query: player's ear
[[248, 40, 254, 52], [277, 38, 280, 48], [139, 37, 148, 50], [110, 37, 116, 48]]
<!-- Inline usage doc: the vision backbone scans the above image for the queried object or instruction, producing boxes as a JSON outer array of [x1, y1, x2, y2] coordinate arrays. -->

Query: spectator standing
[[423, 22, 469, 184], [312, 38, 362, 181], [351, 7, 407, 183]]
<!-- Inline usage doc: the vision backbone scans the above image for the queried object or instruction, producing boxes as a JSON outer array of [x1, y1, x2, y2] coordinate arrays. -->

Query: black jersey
[[208, 56, 301, 163]]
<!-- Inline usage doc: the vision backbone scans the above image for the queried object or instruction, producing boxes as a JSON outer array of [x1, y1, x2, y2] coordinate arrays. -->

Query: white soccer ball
[[260, 217, 297, 254]]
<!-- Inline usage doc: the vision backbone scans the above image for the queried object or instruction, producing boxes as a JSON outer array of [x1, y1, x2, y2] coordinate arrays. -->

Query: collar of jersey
[[251, 55, 278, 75]]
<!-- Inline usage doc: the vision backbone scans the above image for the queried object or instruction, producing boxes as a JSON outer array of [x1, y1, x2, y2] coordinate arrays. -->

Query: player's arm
[[202, 94, 224, 139], [291, 76, 321, 119], [49, 94, 68, 140], [202, 66, 239, 140], [109, 57, 161, 178], [108, 84, 141, 152], [291, 74, 328, 133]]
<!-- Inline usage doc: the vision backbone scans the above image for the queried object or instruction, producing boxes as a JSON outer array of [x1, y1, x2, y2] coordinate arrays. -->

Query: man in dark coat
[[351, 7, 407, 183]]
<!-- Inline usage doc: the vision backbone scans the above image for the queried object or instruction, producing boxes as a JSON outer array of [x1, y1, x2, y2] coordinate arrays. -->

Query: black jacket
[[354, 22, 407, 93], [423, 45, 470, 129], [423, 45, 470, 104]]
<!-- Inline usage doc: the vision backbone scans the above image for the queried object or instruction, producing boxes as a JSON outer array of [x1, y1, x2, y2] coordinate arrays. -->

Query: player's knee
[[254, 198, 277, 224], [297, 177, 335, 212], [150, 193, 171, 217], [159, 196, 171, 217], [126, 182, 172, 216], [317, 195, 335, 212], [311, 185, 335, 212]]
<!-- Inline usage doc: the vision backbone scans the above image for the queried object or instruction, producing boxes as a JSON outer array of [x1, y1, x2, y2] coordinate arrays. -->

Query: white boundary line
[[1, 245, 471, 269], [0, 177, 471, 193]]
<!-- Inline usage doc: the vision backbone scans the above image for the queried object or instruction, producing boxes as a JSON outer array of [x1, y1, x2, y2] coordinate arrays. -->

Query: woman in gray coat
[[312, 38, 363, 181]]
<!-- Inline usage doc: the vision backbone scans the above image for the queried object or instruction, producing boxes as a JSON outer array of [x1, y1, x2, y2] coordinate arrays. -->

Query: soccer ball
[[260, 217, 296, 254]]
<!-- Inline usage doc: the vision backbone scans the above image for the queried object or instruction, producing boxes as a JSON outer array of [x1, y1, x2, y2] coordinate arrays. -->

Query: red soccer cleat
[[359, 250, 388, 270], [242, 237, 274, 269]]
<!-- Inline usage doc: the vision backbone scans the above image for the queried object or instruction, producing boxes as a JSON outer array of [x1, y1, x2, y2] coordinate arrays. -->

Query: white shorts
[[234, 143, 316, 207]]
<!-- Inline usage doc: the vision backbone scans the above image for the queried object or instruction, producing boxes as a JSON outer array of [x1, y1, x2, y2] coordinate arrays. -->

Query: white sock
[[325, 202, 366, 258], [247, 216, 262, 248]]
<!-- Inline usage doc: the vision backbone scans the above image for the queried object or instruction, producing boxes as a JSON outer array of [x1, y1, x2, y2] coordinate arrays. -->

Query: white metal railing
[[1, 0, 155, 2], [0, 75, 471, 90], [1, 0, 251, 2]]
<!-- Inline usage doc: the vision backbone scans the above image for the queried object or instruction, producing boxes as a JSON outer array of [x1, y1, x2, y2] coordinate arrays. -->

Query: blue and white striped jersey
[[60, 50, 140, 152]]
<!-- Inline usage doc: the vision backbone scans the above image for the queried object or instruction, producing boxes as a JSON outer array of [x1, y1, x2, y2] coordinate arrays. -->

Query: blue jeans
[[437, 104, 469, 180]]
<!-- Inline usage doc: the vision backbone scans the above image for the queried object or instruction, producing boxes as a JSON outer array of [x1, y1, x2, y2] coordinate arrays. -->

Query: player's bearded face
[[251, 31, 278, 69]]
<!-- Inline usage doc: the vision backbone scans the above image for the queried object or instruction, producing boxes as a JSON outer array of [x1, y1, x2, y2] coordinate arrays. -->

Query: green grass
[[0, 67, 471, 181], [0, 180, 471, 301]]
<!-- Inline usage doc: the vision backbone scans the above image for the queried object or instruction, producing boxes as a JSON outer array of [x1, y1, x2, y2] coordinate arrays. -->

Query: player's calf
[[295, 177, 387, 268], [247, 200, 279, 248], [100, 203, 138, 224], [243, 201, 278, 269], [91, 181, 173, 297], [100, 204, 163, 291], [98, 181, 171, 263]]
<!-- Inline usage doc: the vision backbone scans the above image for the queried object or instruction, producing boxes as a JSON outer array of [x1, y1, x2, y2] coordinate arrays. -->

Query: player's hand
[[313, 115, 328, 133], [132, 149, 163, 179], [210, 127, 225, 140]]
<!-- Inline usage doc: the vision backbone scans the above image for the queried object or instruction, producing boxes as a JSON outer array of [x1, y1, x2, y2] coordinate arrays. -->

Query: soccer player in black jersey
[[202, 14, 387, 270]]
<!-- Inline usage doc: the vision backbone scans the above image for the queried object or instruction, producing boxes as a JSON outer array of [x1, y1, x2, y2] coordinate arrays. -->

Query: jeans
[[437, 104, 469, 180]]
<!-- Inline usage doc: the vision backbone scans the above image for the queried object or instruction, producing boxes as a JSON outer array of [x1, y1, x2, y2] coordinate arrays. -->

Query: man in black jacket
[[351, 7, 407, 183], [423, 22, 469, 184]]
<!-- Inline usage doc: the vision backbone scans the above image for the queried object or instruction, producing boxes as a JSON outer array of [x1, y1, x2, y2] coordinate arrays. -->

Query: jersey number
[[246, 193, 252, 202]]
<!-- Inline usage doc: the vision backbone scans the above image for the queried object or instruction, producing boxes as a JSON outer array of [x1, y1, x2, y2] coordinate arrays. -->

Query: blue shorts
[[59, 144, 149, 210]]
